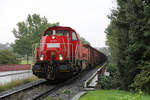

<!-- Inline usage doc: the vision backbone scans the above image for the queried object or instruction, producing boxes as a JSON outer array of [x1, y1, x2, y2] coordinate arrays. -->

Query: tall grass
[[0, 76, 38, 92]]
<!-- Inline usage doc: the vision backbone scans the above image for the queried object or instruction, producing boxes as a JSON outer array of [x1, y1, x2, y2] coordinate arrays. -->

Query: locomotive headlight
[[52, 36, 55, 39], [40, 54, 44, 60], [59, 54, 63, 61]]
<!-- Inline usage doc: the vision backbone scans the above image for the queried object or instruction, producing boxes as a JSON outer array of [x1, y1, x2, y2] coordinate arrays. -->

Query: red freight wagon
[[83, 45, 106, 67]]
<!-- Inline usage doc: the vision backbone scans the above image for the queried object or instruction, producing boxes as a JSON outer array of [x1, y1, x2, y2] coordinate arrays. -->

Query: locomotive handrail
[[62, 38, 67, 58], [75, 43, 79, 64]]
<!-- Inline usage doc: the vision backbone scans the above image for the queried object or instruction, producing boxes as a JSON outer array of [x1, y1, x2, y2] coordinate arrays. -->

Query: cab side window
[[72, 32, 78, 41], [45, 30, 52, 36]]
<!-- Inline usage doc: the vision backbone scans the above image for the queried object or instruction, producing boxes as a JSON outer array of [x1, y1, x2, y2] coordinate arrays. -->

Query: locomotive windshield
[[45, 30, 69, 36]]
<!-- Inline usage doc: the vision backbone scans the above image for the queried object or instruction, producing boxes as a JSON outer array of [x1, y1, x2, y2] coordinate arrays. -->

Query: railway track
[[0, 72, 81, 100], [0, 79, 47, 99], [33, 73, 82, 100]]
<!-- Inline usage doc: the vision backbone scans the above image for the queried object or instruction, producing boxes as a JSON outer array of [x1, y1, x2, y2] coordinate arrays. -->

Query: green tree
[[0, 50, 20, 64], [106, 0, 150, 92], [12, 14, 59, 63]]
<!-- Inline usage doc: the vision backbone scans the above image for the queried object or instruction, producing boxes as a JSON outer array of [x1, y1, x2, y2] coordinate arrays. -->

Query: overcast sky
[[0, 0, 116, 47]]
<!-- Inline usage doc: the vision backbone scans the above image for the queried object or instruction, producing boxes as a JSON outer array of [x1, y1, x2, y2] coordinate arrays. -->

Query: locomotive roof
[[46, 26, 75, 31], [43, 26, 76, 36]]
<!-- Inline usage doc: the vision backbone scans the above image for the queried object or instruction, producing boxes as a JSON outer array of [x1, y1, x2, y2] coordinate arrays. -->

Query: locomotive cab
[[39, 27, 80, 62]]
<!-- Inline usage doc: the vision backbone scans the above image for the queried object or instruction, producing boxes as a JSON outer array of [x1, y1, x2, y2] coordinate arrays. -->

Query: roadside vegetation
[[0, 76, 38, 92], [89, 0, 150, 100], [79, 90, 150, 100], [97, 0, 150, 94], [0, 50, 20, 64], [97, 63, 120, 89]]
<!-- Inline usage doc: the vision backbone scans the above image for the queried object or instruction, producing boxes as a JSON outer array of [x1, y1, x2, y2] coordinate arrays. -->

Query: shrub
[[131, 62, 150, 94], [0, 50, 20, 64], [97, 63, 121, 89]]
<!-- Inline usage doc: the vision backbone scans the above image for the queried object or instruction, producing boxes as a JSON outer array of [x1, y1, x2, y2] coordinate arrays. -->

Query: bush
[[97, 63, 121, 89], [0, 50, 20, 64], [131, 62, 150, 94]]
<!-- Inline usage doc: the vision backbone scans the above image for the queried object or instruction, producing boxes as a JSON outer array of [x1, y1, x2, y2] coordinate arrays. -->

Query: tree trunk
[[27, 53, 29, 64]]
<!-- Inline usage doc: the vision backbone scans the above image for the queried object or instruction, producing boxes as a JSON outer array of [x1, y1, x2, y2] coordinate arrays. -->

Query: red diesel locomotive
[[32, 26, 106, 80]]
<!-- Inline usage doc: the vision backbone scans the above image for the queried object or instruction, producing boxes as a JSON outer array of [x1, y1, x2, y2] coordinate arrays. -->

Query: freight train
[[32, 26, 106, 80]]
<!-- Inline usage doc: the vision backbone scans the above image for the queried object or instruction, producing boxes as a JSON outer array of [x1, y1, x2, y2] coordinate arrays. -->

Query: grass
[[45, 89, 71, 100], [46, 96, 64, 100], [20, 60, 32, 64], [79, 90, 150, 100], [46, 96, 52, 100], [96, 65, 102, 68], [0, 76, 38, 92], [61, 89, 71, 94]]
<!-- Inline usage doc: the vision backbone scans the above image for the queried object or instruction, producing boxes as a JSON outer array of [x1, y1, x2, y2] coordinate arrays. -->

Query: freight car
[[32, 26, 106, 80]]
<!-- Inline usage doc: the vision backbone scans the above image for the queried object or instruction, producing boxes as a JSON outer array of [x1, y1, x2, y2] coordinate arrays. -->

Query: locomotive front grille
[[47, 43, 60, 48]]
